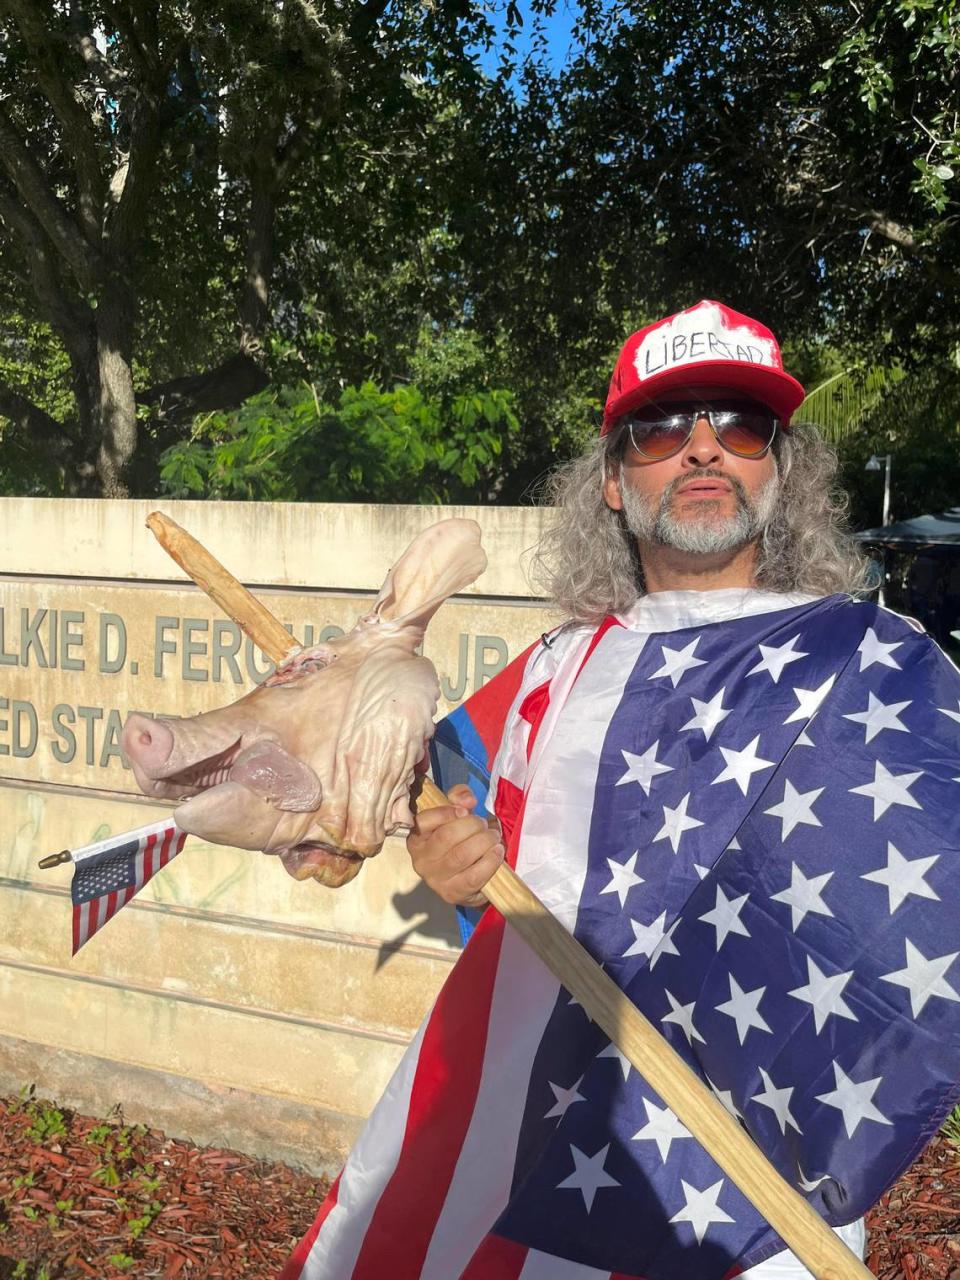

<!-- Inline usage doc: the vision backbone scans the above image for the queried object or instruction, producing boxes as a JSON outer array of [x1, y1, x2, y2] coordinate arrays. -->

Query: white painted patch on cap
[[633, 301, 778, 384]]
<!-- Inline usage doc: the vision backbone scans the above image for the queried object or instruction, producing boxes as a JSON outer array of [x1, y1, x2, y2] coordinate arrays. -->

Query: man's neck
[[639, 542, 760, 594]]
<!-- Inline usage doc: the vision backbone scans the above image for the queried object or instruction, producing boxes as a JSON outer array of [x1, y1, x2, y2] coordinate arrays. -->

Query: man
[[283, 301, 960, 1280]]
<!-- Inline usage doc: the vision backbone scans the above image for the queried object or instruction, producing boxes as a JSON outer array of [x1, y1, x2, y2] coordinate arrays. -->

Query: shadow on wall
[[376, 878, 462, 970]]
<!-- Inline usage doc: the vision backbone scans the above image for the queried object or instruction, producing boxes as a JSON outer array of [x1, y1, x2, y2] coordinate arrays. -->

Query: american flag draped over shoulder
[[282, 590, 960, 1280], [71, 818, 186, 953]]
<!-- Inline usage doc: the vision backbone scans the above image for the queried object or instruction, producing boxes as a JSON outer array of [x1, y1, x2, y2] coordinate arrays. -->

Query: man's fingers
[[423, 825, 501, 878], [433, 843, 506, 906]]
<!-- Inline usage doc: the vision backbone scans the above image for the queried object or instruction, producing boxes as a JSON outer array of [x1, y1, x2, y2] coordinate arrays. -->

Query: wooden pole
[[147, 510, 871, 1280]]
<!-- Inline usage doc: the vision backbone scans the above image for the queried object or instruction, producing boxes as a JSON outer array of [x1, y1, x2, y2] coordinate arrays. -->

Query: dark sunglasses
[[620, 399, 780, 461]]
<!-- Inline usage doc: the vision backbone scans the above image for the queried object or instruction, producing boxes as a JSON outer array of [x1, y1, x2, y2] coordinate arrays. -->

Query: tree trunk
[[94, 277, 138, 497]]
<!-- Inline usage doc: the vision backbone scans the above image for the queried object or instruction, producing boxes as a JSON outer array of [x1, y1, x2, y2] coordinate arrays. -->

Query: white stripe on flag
[[520, 627, 643, 931], [76, 901, 92, 950], [519, 1249, 612, 1280], [420, 629, 638, 1278], [419, 925, 561, 1280], [299, 1019, 428, 1280]]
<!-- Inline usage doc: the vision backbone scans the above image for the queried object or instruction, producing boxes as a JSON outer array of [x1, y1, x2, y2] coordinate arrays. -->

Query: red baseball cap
[[602, 300, 806, 435]]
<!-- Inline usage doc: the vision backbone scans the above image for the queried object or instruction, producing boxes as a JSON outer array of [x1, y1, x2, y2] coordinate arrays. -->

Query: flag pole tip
[[38, 850, 71, 869]]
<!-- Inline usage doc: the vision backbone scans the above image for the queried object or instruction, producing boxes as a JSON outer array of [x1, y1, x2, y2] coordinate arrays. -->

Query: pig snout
[[121, 711, 248, 802], [122, 714, 176, 773]]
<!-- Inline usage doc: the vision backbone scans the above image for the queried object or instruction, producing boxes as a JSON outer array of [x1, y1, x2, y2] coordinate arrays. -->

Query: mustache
[[663, 468, 749, 509]]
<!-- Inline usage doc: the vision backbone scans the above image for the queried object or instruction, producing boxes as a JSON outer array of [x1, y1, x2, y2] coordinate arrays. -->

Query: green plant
[[126, 1198, 163, 1240], [108, 1254, 137, 1271], [24, 1099, 67, 1146], [941, 1102, 960, 1151]]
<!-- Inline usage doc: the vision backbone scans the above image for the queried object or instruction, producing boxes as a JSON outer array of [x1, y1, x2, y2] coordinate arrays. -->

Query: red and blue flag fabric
[[71, 818, 186, 953], [282, 589, 960, 1279]]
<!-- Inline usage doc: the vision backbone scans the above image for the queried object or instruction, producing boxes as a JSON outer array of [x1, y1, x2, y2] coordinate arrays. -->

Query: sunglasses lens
[[713, 410, 777, 457], [627, 415, 693, 459]]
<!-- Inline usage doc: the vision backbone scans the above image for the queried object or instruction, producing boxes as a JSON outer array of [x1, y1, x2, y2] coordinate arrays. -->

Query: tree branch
[[864, 209, 960, 290], [0, 0, 106, 245], [140, 353, 270, 426], [0, 376, 72, 453], [0, 103, 100, 290], [0, 182, 95, 349]]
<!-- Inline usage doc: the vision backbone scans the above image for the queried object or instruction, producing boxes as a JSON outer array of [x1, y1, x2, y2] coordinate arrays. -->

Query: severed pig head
[[121, 519, 487, 887]]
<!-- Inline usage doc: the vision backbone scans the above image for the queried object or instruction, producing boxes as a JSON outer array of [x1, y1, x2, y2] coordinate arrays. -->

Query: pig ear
[[367, 518, 487, 630]]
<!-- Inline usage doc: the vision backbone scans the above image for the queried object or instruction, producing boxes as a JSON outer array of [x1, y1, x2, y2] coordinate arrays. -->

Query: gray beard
[[619, 465, 780, 555]]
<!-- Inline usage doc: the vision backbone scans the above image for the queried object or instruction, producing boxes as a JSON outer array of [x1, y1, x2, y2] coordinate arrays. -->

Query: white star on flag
[[861, 842, 940, 914], [669, 1179, 735, 1244], [764, 779, 824, 841], [939, 699, 960, 725], [649, 918, 682, 970], [648, 637, 707, 686], [880, 939, 960, 1017], [556, 1143, 621, 1212], [600, 851, 644, 908], [698, 884, 751, 950], [798, 1167, 833, 1192], [623, 911, 679, 965], [857, 626, 903, 672], [662, 990, 706, 1045], [788, 955, 858, 1033], [544, 1077, 586, 1120], [632, 1098, 692, 1162], [751, 1067, 802, 1135], [843, 692, 912, 743], [849, 759, 923, 820], [715, 974, 772, 1044], [706, 1076, 743, 1122], [712, 735, 776, 795], [747, 633, 808, 683], [654, 792, 704, 853], [616, 742, 673, 795], [784, 675, 837, 725], [770, 863, 835, 931], [597, 1042, 631, 1080], [680, 687, 732, 741], [816, 1062, 892, 1138]]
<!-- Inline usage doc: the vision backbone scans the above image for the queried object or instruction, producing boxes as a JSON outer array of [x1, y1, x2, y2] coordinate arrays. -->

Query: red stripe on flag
[[278, 1173, 342, 1280], [87, 897, 100, 943], [71, 904, 83, 956], [458, 1232, 528, 1279], [350, 779, 535, 1278], [102, 890, 120, 926], [142, 831, 157, 881], [175, 830, 187, 854], [158, 826, 174, 868], [349, 910, 508, 1279], [462, 640, 539, 765]]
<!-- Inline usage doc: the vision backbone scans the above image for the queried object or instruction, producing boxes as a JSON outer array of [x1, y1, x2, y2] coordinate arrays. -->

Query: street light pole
[[865, 453, 893, 606], [881, 453, 891, 527], [865, 454, 893, 525]]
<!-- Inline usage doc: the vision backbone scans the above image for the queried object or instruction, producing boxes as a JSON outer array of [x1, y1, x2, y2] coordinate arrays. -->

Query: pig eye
[[264, 651, 337, 688]]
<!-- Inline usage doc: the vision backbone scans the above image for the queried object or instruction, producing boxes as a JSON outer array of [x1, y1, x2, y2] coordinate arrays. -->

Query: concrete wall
[[0, 499, 557, 1173]]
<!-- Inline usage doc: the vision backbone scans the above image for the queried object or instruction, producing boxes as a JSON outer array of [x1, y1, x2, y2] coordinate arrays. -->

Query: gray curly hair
[[530, 421, 872, 623]]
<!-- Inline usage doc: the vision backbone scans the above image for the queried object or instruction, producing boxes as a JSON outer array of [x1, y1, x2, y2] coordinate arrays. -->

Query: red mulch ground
[[0, 1088, 957, 1278], [0, 1090, 327, 1278]]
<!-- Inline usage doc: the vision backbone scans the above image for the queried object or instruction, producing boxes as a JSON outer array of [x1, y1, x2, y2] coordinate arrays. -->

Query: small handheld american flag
[[43, 818, 188, 954]]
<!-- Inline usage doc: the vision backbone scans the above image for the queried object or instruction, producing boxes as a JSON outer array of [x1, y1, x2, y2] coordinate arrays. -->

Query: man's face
[[602, 394, 780, 555]]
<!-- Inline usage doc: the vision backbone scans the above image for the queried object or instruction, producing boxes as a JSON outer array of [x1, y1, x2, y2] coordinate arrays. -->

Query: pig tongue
[[229, 741, 322, 812], [175, 780, 279, 850]]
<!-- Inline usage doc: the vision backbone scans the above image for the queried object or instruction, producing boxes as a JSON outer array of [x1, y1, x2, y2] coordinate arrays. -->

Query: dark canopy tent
[[856, 508, 960, 547], [856, 511, 960, 652]]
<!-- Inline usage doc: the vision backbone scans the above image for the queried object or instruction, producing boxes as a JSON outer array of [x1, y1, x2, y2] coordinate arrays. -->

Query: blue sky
[[475, 0, 583, 78]]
